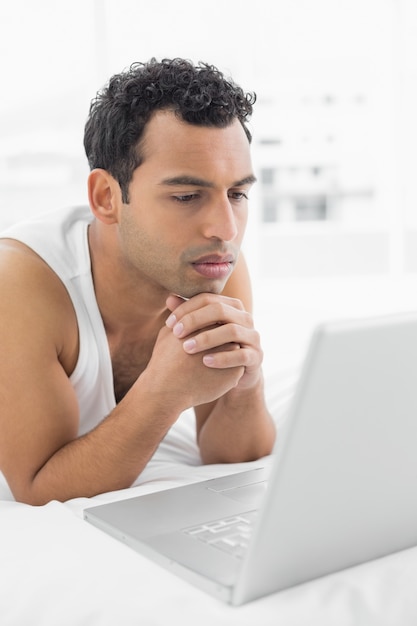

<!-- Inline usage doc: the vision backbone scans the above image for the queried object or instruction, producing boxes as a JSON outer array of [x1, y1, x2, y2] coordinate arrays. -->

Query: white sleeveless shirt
[[1, 206, 116, 435]]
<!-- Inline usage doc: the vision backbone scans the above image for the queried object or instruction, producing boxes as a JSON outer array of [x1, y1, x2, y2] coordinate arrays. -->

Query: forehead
[[139, 110, 252, 180]]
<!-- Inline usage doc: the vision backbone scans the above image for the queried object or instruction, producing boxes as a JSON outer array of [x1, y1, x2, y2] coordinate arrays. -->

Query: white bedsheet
[[2, 464, 417, 626], [2, 276, 417, 625]]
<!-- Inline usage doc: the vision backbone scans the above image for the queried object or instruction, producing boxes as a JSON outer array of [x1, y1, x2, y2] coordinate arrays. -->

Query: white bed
[[2, 276, 417, 625]]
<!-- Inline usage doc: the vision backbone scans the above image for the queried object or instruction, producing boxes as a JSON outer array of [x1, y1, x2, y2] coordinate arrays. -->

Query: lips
[[193, 254, 234, 265], [191, 254, 234, 279]]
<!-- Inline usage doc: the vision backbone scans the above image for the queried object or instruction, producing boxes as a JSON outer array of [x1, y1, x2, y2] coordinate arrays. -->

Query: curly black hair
[[84, 58, 256, 202]]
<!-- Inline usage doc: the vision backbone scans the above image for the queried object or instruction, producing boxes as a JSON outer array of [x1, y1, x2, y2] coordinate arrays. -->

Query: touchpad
[[210, 481, 268, 507]]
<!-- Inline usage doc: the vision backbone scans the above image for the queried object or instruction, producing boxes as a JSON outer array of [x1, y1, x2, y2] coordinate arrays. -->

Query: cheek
[[236, 210, 248, 240]]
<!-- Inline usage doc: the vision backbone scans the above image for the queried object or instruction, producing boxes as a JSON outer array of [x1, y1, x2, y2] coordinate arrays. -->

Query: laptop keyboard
[[183, 510, 258, 559]]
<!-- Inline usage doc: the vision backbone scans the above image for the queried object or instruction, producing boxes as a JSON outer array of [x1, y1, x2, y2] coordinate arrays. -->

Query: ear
[[87, 169, 123, 225]]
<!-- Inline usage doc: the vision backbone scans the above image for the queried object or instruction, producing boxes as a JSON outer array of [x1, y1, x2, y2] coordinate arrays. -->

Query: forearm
[[165, 292, 276, 465], [25, 384, 182, 505], [197, 375, 276, 465]]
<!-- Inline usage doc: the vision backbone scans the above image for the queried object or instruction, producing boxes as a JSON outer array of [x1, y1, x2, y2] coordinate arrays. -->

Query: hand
[[136, 302, 245, 413], [165, 293, 263, 392]]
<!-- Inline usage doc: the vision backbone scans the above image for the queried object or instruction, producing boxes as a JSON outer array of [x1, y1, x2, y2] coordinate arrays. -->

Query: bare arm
[[166, 254, 276, 464]]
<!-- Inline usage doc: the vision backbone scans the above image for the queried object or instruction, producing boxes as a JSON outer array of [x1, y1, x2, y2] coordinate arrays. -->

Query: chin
[[175, 283, 225, 300]]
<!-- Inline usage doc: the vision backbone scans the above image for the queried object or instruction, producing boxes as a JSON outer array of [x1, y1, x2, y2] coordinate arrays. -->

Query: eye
[[173, 193, 200, 203], [229, 191, 249, 201]]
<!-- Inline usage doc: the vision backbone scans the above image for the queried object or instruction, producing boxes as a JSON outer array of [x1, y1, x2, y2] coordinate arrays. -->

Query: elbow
[[10, 482, 62, 507], [4, 469, 66, 506]]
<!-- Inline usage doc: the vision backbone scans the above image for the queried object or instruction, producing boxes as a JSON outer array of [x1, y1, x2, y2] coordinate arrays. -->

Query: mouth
[[191, 254, 235, 280]]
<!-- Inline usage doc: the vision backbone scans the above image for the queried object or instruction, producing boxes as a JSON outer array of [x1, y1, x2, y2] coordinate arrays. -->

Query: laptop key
[[183, 511, 258, 559]]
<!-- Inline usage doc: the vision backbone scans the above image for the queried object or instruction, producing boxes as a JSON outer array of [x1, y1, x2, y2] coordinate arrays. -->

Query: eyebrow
[[160, 174, 257, 188]]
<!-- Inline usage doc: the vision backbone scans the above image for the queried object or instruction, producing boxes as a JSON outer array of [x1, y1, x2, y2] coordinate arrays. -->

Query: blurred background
[[1, 0, 417, 374]]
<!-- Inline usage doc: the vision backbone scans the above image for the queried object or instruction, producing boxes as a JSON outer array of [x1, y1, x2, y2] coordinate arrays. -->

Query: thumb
[[166, 294, 187, 313]]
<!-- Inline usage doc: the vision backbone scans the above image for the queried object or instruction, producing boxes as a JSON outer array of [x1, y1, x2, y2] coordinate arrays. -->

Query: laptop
[[84, 311, 417, 605]]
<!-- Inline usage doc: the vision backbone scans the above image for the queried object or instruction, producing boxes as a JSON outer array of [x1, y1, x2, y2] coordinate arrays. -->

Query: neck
[[88, 220, 169, 335]]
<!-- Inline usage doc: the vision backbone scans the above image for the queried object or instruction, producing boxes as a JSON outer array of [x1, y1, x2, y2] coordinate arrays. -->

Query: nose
[[202, 195, 239, 242]]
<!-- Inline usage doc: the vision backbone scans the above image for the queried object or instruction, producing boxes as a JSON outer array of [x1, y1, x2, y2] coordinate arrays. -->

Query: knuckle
[[182, 310, 199, 332], [199, 293, 216, 306], [240, 349, 252, 366], [243, 310, 254, 327], [229, 324, 241, 342], [184, 310, 196, 328], [222, 296, 244, 311], [198, 331, 211, 349], [231, 297, 244, 310], [213, 301, 228, 319], [253, 327, 261, 343]]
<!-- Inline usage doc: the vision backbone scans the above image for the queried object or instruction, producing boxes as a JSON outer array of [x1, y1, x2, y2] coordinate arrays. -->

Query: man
[[0, 58, 275, 505]]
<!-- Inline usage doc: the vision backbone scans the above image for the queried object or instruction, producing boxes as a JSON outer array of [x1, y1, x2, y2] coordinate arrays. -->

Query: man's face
[[117, 109, 255, 299]]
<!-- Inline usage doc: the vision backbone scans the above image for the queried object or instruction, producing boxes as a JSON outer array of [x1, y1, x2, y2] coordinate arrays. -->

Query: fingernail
[[183, 339, 196, 352], [173, 322, 184, 337], [166, 313, 176, 328], [203, 355, 215, 366]]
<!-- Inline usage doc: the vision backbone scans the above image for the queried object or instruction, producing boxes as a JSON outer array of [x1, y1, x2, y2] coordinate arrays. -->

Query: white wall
[[1, 0, 416, 284]]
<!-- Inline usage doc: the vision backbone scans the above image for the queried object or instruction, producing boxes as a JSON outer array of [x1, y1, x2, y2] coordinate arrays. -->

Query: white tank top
[[1, 206, 116, 435]]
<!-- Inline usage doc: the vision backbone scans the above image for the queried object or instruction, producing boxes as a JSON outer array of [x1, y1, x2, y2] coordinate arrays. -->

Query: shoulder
[[0, 206, 93, 276], [0, 239, 79, 375], [0, 238, 68, 300]]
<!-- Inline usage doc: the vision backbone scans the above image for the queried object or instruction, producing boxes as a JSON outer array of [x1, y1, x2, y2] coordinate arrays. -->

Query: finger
[[202, 346, 252, 369], [182, 324, 257, 354], [184, 292, 245, 313], [167, 293, 245, 327], [166, 294, 187, 314], [172, 302, 253, 339]]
